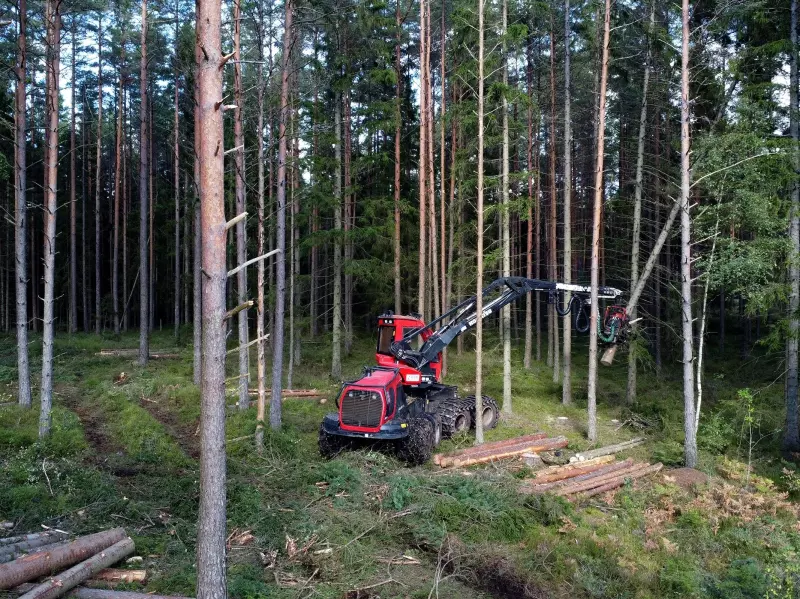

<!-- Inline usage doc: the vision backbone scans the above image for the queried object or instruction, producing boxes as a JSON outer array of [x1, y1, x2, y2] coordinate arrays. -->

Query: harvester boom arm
[[390, 277, 623, 370]]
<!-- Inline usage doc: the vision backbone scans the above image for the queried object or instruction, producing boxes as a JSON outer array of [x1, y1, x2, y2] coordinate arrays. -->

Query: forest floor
[[2, 328, 800, 598]]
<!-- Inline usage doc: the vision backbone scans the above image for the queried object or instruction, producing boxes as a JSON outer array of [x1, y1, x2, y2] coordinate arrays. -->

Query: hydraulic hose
[[574, 302, 590, 333], [598, 320, 619, 344]]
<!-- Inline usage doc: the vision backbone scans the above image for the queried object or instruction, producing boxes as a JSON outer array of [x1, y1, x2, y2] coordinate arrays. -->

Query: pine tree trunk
[[234, 0, 249, 410], [332, 91, 343, 380], [113, 61, 123, 335], [39, 0, 60, 438], [524, 34, 534, 370], [785, 0, 800, 452], [474, 0, 485, 445], [587, 0, 610, 443], [562, 0, 573, 404], [174, 9, 181, 339], [139, 0, 150, 366], [311, 73, 319, 336], [626, 3, 654, 405], [548, 19, 559, 380], [344, 91, 354, 355], [69, 21, 78, 334], [255, 23, 267, 449], [271, 0, 293, 427], [184, 172, 190, 325], [195, 0, 227, 593], [680, 0, 697, 467], [440, 2, 447, 356], [82, 86, 89, 333], [95, 17, 103, 335], [14, 0, 31, 408], [149, 109, 155, 332], [418, 0, 427, 319], [122, 97, 129, 332], [501, 0, 512, 413], [394, 4, 402, 314], [192, 69, 201, 385]]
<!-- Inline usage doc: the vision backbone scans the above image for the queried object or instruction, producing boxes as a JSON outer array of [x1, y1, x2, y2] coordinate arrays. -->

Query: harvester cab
[[319, 276, 631, 465]]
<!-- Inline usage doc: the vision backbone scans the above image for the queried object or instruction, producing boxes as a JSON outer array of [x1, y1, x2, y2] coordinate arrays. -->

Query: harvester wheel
[[434, 401, 473, 438], [463, 395, 500, 431], [423, 413, 442, 447], [318, 423, 349, 458], [396, 417, 435, 466]]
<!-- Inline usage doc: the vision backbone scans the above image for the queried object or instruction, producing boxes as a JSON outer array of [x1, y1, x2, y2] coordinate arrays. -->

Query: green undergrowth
[[1, 329, 799, 598]]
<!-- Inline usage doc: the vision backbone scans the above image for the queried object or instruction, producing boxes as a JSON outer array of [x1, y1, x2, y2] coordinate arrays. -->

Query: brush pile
[[519, 456, 663, 500], [0, 529, 191, 599], [433, 434, 569, 468]]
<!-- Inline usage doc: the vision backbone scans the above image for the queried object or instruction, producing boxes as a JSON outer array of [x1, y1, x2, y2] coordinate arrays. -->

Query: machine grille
[[341, 390, 383, 428]]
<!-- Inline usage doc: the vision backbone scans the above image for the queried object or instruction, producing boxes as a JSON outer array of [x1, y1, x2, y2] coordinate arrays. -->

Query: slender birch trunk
[[680, 0, 697, 467]]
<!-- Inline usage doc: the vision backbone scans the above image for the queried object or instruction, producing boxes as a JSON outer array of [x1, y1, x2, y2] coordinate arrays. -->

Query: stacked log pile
[[0, 529, 191, 599], [434, 434, 568, 468], [520, 457, 662, 499]]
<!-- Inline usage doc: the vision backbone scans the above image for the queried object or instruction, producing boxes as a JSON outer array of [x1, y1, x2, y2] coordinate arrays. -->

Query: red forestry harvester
[[319, 277, 631, 464]]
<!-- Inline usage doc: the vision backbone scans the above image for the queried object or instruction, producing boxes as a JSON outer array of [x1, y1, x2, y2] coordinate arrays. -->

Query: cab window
[[377, 326, 395, 355], [402, 327, 423, 350]]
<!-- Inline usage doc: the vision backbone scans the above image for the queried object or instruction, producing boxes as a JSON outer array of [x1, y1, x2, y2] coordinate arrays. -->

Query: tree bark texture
[[39, 0, 60, 439], [587, 0, 611, 443], [139, 0, 150, 366], [14, 0, 31, 408], [271, 0, 293, 427], [195, 0, 228, 594], [562, 0, 573, 404]]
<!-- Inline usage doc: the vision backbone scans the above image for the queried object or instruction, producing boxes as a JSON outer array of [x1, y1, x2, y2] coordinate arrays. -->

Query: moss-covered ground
[[2, 328, 800, 598]]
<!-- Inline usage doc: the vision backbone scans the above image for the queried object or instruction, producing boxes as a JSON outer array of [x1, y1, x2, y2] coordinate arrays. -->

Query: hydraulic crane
[[319, 276, 631, 464]]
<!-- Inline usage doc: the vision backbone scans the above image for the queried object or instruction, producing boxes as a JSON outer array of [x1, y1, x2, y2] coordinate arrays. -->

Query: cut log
[[70, 588, 193, 599], [569, 438, 645, 463], [433, 433, 549, 465], [91, 570, 146, 584], [0, 532, 68, 548], [0, 541, 70, 564], [533, 455, 614, 476], [246, 388, 322, 397], [18, 537, 135, 599], [555, 462, 650, 496], [96, 350, 178, 359], [440, 435, 561, 464], [438, 437, 568, 468], [523, 458, 632, 489], [571, 463, 663, 500], [0, 528, 127, 590]]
